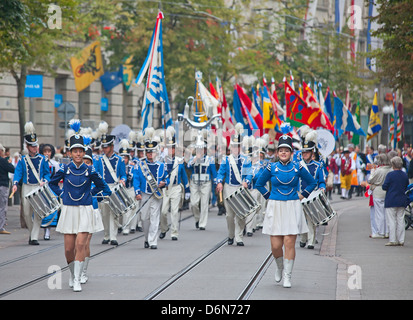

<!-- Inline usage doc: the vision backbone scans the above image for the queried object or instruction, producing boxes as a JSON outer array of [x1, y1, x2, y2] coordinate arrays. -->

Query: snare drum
[[301, 189, 336, 226], [225, 186, 261, 220], [107, 183, 137, 219], [25, 184, 61, 220]]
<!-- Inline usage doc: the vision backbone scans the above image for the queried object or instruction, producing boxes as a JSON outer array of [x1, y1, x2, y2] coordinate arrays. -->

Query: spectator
[[367, 153, 391, 239], [382, 156, 410, 246], [0, 144, 15, 234]]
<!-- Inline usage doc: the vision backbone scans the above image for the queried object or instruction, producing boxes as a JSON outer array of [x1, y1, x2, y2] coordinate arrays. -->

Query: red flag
[[210, 81, 234, 147], [285, 80, 334, 131]]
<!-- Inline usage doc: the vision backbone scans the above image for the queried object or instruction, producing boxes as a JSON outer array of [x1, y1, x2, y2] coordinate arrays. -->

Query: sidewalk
[[324, 196, 413, 300]]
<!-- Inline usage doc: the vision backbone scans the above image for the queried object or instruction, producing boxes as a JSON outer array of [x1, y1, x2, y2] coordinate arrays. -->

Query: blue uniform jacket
[[133, 159, 169, 195], [251, 160, 266, 189], [164, 157, 190, 193], [13, 154, 51, 185], [49, 162, 111, 206], [94, 153, 127, 184], [256, 160, 317, 200], [300, 160, 326, 191], [216, 155, 252, 187], [187, 155, 217, 184]]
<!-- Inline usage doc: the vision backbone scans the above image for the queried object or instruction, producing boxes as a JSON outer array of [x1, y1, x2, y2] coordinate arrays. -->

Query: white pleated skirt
[[262, 199, 309, 236], [56, 205, 103, 234]]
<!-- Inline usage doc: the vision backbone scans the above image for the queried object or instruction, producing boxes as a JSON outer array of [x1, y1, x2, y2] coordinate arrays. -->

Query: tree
[[0, 0, 119, 148], [368, 0, 413, 111]]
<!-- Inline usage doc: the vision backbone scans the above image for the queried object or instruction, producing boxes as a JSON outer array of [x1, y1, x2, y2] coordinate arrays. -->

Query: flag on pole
[[351, 100, 361, 145], [197, 76, 219, 119], [219, 82, 234, 146], [285, 80, 334, 131], [333, 95, 366, 137], [392, 92, 399, 149], [100, 66, 123, 92], [135, 12, 172, 131], [233, 88, 258, 133], [389, 114, 402, 147], [235, 84, 263, 133], [70, 41, 104, 92], [367, 89, 381, 141], [323, 87, 334, 123], [122, 55, 134, 91]]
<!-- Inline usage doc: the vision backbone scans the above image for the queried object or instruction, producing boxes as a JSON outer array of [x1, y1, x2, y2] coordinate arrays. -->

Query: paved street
[[1, 192, 412, 301]]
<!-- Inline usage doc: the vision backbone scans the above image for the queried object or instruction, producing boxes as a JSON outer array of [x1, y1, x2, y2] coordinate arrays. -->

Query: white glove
[[185, 192, 190, 200]]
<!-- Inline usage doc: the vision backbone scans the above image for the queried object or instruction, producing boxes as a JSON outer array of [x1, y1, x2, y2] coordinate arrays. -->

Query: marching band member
[[12, 122, 51, 245], [132, 131, 146, 233], [243, 135, 258, 236], [80, 144, 106, 285], [160, 127, 190, 240], [249, 137, 268, 233], [216, 123, 252, 246], [256, 134, 317, 288], [340, 148, 352, 199], [49, 131, 111, 292], [133, 127, 169, 249], [39, 143, 60, 240], [93, 121, 127, 246], [298, 130, 326, 249], [118, 139, 137, 235], [187, 130, 217, 231]]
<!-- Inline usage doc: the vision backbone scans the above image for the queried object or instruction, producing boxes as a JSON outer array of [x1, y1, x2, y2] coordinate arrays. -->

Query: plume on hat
[[128, 130, 137, 143], [143, 127, 155, 141], [119, 139, 130, 150], [24, 121, 35, 134], [298, 125, 311, 138], [166, 126, 175, 140], [304, 130, 317, 144], [98, 121, 109, 135], [234, 123, 244, 135], [83, 135, 92, 146], [136, 131, 144, 143], [69, 119, 81, 134]]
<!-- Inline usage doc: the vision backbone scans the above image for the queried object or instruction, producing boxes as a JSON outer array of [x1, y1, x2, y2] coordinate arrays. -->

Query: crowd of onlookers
[[325, 143, 411, 247]]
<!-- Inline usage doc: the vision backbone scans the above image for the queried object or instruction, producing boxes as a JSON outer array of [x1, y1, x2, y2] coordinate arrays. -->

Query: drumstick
[[9, 190, 16, 199]]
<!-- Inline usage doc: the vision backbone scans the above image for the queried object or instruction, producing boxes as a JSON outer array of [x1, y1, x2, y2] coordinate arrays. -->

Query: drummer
[[255, 134, 316, 288], [12, 122, 51, 245], [216, 123, 252, 247], [49, 133, 111, 292], [93, 121, 127, 246], [298, 130, 326, 250]]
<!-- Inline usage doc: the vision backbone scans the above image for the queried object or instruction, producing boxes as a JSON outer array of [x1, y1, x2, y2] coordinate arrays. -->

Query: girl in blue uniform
[[256, 134, 317, 288], [49, 134, 111, 292]]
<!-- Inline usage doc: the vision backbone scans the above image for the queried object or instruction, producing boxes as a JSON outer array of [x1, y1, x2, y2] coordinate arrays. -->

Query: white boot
[[274, 257, 283, 283], [68, 261, 75, 288], [80, 257, 89, 284], [283, 259, 294, 288], [73, 261, 84, 292]]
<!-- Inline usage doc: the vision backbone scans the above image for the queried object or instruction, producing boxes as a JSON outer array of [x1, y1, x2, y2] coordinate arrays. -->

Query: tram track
[[0, 211, 272, 300]]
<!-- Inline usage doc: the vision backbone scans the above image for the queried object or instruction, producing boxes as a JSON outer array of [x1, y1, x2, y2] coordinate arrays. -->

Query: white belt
[[192, 174, 210, 183]]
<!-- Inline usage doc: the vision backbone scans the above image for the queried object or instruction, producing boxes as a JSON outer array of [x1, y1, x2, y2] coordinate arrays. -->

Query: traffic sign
[[57, 102, 76, 121]]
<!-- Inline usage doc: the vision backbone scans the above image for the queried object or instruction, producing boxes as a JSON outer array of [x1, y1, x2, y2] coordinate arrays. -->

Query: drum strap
[[103, 155, 119, 183], [228, 155, 242, 185], [169, 157, 179, 186], [25, 156, 41, 184]]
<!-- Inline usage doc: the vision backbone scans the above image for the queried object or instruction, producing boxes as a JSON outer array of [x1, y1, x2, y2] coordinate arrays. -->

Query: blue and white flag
[[334, 95, 366, 137], [135, 12, 172, 131]]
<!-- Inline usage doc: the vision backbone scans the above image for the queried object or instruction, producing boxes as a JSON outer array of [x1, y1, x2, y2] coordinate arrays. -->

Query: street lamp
[[382, 104, 393, 148]]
